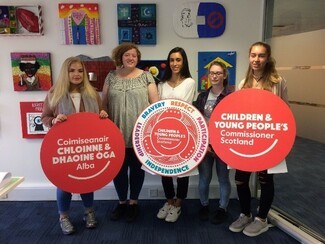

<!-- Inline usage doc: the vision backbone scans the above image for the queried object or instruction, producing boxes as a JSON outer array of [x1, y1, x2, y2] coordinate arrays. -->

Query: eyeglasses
[[209, 71, 223, 76]]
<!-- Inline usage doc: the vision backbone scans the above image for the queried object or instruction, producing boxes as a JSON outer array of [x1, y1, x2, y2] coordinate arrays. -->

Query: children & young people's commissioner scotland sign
[[209, 89, 296, 172], [40, 112, 125, 194], [132, 99, 209, 176]]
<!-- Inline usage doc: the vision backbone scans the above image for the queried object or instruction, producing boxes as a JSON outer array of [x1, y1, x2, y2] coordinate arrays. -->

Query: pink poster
[[58, 3, 100, 45]]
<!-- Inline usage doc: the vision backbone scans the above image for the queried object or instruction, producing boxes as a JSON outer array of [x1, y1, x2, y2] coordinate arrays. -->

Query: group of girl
[[41, 41, 288, 238]]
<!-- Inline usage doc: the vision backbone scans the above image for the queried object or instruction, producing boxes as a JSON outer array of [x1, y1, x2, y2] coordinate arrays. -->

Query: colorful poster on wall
[[137, 60, 166, 83], [11, 52, 52, 91], [20, 101, 49, 139], [173, 2, 226, 38], [58, 3, 100, 45], [198, 51, 236, 91], [117, 4, 156, 45], [0, 5, 43, 35]]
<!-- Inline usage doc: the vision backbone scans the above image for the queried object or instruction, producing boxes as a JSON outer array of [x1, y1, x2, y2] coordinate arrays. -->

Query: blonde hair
[[242, 42, 281, 91], [49, 57, 97, 108]]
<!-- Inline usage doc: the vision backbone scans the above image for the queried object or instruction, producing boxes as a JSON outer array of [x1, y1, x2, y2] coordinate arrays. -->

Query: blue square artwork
[[117, 4, 131, 20], [117, 4, 156, 45], [140, 5, 156, 20], [140, 27, 156, 45], [118, 27, 132, 42]]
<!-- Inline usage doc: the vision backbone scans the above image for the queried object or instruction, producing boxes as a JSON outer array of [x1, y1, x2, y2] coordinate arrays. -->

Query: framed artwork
[[11, 52, 52, 91], [20, 101, 49, 139], [137, 60, 166, 83], [58, 3, 100, 45], [0, 5, 43, 35], [198, 51, 236, 91], [117, 4, 156, 45], [78, 55, 116, 91], [173, 2, 226, 38]]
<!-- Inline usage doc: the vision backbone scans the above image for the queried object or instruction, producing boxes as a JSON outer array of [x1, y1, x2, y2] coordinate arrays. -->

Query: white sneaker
[[243, 217, 269, 237], [229, 213, 253, 232], [165, 206, 181, 222], [157, 202, 172, 219]]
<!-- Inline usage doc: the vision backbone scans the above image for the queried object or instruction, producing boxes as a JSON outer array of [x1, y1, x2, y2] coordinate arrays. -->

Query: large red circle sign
[[133, 99, 209, 176], [40, 112, 125, 193], [209, 89, 296, 172]]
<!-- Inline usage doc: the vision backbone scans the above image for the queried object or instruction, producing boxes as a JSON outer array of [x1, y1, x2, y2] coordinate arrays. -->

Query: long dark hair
[[161, 47, 192, 82]]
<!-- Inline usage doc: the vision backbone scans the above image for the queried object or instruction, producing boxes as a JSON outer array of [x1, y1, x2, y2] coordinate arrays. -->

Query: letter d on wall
[[173, 2, 226, 38]]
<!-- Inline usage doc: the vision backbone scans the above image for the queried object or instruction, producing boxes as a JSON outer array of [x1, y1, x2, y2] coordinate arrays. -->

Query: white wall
[[0, 0, 264, 200], [270, 29, 325, 143]]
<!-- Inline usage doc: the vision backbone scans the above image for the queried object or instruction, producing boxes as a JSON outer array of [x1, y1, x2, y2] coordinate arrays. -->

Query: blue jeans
[[56, 188, 94, 214], [198, 153, 231, 209]]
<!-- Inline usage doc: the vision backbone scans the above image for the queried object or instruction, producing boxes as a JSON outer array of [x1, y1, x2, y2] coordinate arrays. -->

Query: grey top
[[104, 70, 155, 147], [238, 77, 288, 104]]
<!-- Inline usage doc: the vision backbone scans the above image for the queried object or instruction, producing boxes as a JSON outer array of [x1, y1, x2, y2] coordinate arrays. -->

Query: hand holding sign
[[40, 112, 125, 193]]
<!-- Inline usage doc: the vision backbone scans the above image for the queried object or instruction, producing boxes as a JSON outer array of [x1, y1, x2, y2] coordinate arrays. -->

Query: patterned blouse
[[104, 70, 155, 147]]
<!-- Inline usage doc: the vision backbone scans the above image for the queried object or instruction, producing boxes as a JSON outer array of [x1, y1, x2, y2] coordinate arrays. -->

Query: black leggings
[[161, 176, 189, 200], [235, 170, 274, 219], [113, 148, 145, 201]]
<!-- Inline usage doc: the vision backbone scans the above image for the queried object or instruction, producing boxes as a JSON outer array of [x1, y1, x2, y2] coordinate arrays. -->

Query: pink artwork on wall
[[58, 3, 100, 45]]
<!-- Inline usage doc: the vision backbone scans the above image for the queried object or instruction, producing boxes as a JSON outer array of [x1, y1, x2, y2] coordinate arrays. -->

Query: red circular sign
[[207, 11, 224, 29], [209, 89, 296, 172], [40, 112, 125, 193], [133, 99, 209, 176]]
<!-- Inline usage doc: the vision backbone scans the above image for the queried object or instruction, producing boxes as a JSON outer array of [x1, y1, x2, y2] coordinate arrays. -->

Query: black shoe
[[211, 208, 228, 225], [126, 204, 138, 222], [110, 203, 127, 221], [199, 205, 209, 221]]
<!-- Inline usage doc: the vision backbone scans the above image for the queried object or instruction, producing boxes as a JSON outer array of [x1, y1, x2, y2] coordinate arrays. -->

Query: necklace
[[253, 74, 263, 82], [252, 74, 263, 87]]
